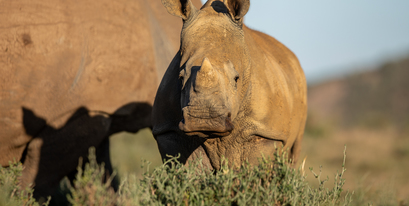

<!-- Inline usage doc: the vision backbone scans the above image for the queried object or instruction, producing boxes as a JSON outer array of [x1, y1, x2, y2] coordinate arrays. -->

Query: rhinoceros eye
[[179, 73, 184, 82], [234, 75, 239, 83], [179, 69, 185, 86], [233, 75, 239, 88]]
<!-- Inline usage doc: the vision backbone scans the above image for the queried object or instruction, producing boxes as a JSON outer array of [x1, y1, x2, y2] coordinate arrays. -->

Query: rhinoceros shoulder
[[244, 26, 301, 70]]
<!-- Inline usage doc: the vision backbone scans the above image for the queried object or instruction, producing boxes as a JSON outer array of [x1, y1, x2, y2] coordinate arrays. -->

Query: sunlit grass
[[1, 147, 355, 206]]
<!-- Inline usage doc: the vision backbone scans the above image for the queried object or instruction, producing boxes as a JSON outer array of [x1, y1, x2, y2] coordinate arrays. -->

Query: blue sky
[[201, 0, 409, 84]]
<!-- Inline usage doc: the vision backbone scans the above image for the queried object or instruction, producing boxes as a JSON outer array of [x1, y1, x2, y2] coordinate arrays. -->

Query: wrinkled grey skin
[[153, 0, 307, 170]]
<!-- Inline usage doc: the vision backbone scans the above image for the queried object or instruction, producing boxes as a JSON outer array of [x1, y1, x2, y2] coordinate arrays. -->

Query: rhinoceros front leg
[[20, 109, 114, 200], [155, 132, 213, 170]]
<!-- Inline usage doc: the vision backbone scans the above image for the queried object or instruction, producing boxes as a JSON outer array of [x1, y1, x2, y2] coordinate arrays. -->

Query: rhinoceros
[[152, 0, 307, 170], [0, 0, 201, 199]]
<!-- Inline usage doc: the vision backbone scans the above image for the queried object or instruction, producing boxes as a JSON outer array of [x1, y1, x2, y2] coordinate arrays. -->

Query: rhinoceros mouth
[[179, 106, 234, 137]]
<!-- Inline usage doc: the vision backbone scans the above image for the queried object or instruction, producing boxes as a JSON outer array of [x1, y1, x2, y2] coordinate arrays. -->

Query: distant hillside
[[307, 56, 409, 130]]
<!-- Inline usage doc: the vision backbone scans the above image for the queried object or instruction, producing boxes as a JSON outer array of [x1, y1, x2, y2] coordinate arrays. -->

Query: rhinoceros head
[[162, 0, 250, 138]]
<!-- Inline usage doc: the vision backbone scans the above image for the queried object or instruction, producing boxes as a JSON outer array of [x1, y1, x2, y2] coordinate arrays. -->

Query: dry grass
[[109, 126, 409, 205], [2, 146, 352, 205], [2, 127, 405, 205], [301, 127, 409, 204], [110, 128, 163, 179]]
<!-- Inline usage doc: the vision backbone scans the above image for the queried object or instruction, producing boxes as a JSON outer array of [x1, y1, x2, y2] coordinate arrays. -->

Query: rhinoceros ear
[[162, 0, 198, 20], [224, 0, 250, 21]]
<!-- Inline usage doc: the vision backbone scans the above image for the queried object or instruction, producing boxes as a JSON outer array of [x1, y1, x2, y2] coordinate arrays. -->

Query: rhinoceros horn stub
[[194, 57, 218, 93]]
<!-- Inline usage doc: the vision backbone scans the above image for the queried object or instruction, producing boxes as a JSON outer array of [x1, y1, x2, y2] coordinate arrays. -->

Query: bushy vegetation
[[0, 161, 49, 206], [1, 147, 356, 206]]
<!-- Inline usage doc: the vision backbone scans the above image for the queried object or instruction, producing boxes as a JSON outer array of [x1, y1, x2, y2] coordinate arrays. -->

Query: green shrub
[[0, 147, 361, 205], [66, 148, 352, 206], [67, 148, 117, 206], [0, 161, 49, 206]]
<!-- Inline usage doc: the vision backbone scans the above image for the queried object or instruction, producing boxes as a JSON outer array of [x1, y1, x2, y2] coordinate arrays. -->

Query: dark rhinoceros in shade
[[152, 0, 307, 169]]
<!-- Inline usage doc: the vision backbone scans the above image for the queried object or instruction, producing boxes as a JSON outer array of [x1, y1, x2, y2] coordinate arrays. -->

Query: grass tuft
[[7, 146, 402, 205], [0, 161, 49, 206], [67, 147, 353, 205]]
